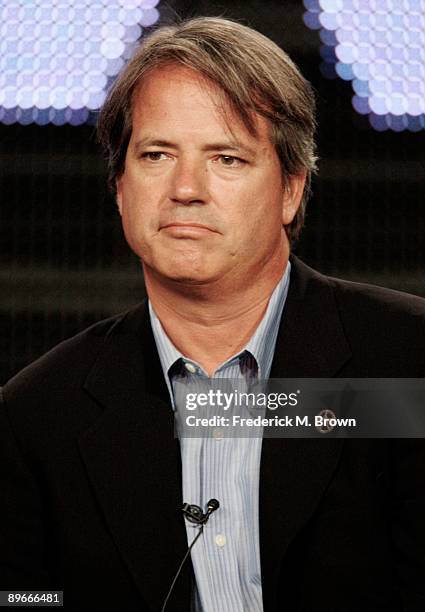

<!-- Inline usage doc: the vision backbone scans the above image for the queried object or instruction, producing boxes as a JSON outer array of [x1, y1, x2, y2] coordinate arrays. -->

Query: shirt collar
[[244, 260, 290, 378], [149, 261, 291, 389]]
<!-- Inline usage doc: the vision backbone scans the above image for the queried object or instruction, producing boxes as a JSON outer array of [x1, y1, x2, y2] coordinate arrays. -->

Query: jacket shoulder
[[327, 274, 425, 321], [326, 274, 425, 373], [2, 303, 145, 402], [290, 256, 425, 375]]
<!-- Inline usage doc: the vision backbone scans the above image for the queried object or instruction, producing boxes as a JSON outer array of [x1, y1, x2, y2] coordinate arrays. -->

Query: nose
[[169, 157, 207, 205]]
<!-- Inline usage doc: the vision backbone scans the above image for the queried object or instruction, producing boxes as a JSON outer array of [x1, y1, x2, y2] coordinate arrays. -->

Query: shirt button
[[184, 362, 197, 374], [212, 428, 224, 441], [215, 534, 226, 547]]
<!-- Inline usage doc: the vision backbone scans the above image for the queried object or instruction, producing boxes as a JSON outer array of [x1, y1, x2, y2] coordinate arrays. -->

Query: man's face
[[116, 64, 304, 286]]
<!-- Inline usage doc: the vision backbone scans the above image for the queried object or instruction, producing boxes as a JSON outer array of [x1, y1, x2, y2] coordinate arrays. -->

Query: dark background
[[1, 0, 424, 382]]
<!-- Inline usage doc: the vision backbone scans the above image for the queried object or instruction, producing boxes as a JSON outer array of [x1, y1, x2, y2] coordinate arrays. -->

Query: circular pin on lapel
[[316, 409, 337, 434]]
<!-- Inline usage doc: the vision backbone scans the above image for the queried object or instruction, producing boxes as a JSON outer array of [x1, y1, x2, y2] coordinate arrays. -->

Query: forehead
[[130, 63, 272, 147]]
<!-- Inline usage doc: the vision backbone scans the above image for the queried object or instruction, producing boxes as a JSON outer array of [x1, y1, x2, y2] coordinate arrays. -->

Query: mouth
[[160, 222, 219, 234]]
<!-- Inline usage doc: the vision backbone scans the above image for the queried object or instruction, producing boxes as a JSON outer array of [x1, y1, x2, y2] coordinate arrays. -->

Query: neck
[[144, 250, 289, 376]]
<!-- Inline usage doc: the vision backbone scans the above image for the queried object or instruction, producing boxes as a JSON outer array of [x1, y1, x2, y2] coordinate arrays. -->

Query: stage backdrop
[[1, 0, 424, 382]]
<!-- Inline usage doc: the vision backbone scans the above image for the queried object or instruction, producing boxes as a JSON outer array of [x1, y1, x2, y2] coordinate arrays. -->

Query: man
[[1, 17, 425, 612]]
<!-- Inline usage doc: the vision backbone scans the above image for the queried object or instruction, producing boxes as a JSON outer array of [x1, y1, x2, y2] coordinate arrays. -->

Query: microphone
[[161, 499, 220, 612], [182, 498, 220, 525]]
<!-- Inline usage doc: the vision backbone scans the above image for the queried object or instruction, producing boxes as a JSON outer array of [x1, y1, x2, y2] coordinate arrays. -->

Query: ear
[[115, 176, 123, 216], [281, 172, 306, 226]]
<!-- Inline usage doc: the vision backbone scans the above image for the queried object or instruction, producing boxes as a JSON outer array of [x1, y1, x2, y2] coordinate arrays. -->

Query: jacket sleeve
[[0, 387, 52, 589]]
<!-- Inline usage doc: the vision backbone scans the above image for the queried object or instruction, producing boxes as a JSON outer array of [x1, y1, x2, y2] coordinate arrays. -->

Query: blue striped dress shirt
[[149, 262, 291, 612]]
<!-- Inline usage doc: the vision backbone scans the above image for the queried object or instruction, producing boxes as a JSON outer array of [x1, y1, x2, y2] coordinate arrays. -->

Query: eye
[[141, 151, 169, 161], [218, 155, 245, 167]]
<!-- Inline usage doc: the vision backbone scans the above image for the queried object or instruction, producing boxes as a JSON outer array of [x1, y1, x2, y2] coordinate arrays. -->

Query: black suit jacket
[[1, 257, 425, 611]]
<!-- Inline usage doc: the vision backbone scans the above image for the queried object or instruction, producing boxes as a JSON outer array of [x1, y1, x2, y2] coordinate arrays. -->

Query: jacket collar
[[260, 255, 351, 610], [271, 255, 352, 378], [80, 304, 192, 610]]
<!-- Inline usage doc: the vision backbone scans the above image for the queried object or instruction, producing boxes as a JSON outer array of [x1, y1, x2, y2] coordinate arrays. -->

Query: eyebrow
[[132, 137, 257, 157]]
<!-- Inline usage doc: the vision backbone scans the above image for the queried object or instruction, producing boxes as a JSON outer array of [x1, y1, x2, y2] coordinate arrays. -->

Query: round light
[[1, 0, 161, 124], [304, 0, 425, 131]]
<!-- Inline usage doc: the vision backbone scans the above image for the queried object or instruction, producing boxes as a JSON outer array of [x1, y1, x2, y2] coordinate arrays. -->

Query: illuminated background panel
[[303, 0, 425, 131], [0, 0, 160, 126], [0, 0, 424, 381]]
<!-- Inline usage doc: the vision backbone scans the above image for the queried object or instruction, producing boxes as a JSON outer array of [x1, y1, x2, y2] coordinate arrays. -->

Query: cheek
[[123, 172, 167, 222], [239, 196, 283, 246], [119, 197, 150, 252], [120, 178, 153, 226]]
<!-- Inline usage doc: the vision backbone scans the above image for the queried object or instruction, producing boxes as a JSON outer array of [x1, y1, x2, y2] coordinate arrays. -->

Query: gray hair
[[97, 17, 317, 242]]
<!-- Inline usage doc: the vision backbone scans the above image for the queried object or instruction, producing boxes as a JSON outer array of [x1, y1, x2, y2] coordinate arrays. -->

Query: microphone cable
[[161, 499, 220, 612]]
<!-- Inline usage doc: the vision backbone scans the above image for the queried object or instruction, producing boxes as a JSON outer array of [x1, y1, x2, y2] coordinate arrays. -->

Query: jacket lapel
[[79, 303, 191, 611], [260, 256, 352, 610], [76, 257, 353, 611]]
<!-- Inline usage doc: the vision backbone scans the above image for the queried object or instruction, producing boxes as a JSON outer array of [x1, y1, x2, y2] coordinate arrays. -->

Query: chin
[[153, 251, 221, 283], [160, 268, 217, 285]]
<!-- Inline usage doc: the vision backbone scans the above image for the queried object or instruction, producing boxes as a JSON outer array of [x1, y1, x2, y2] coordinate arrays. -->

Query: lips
[[160, 222, 218, 233]]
